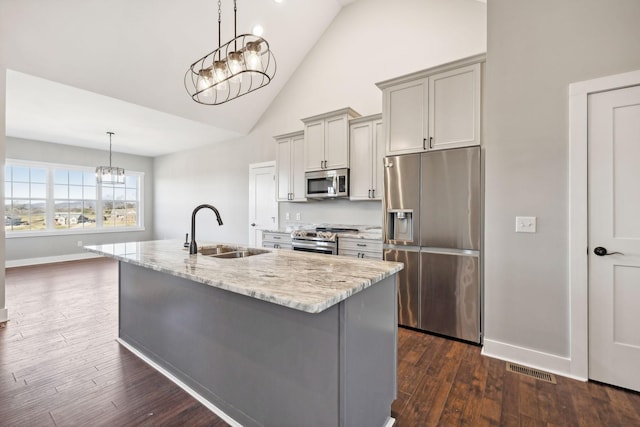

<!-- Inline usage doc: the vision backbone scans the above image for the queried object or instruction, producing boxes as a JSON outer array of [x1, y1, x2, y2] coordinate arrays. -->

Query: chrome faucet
[[189, 204, 223, 255]]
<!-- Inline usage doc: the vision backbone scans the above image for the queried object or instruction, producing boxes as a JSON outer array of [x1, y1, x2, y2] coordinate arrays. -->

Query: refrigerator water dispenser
[[387, 209, 414, 242]]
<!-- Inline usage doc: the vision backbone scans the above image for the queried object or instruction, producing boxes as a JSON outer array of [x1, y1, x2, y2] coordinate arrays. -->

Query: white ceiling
[[2, 0, 353, 157]]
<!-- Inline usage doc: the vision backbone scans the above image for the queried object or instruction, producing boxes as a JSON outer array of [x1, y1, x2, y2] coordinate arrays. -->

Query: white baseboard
[[5, 252, 103, 268], [117, 338, 242, 427], [482, 338, 587, 382]]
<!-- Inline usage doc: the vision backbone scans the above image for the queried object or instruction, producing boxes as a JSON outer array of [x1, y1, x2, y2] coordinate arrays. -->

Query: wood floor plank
[[2, 259, 640, 426]]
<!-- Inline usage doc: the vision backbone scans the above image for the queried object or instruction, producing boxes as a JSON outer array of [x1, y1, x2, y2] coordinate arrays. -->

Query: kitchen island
[[85, 240, 403, 427]]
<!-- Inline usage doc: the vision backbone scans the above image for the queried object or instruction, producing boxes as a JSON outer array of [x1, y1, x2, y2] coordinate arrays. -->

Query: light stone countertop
[[85, 239, 402, 314]]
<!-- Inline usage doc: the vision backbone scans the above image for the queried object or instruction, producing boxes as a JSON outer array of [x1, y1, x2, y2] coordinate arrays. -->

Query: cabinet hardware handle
[[423, 138, 426, 150], [357, 243, 366, 247], [273, 236, 281, 239], [429, 136, 433, 149], [368, 189, 371, 198], [371, 189, 375, 198]]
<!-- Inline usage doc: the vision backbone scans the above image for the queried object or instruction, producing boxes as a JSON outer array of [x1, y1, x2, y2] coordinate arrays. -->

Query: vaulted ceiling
[[1, 0, 357, 156]]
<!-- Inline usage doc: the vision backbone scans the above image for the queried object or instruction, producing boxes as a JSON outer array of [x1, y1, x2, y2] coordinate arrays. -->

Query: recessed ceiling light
[[252, 24, 264, 37], [274, 0, 283, 3]]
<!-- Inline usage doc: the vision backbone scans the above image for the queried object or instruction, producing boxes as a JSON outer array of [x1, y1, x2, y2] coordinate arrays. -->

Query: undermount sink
[[200, 245, 269, 259]]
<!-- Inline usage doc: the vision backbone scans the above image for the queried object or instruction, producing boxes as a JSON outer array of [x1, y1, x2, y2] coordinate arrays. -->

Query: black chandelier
[[184, 0, 276, 105]]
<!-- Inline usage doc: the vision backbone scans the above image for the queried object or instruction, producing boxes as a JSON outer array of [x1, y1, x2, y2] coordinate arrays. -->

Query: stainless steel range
[[291, 227, 358, 255]]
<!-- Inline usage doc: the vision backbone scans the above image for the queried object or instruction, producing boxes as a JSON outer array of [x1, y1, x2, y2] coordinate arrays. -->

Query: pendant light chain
[[233, 0, 237, 51], [108, 131, 114, 167], [217, 0, 222, 60]]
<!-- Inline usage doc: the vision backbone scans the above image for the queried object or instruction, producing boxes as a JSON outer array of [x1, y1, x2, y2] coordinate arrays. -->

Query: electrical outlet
[[77, 240, 83, 247], [295, 212, 301, 221], [515, 216, 537, 233], [285, 212, 290, 221]]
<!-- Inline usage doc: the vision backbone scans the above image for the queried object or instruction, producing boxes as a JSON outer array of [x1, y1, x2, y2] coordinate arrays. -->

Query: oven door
[[292, 240, 337, 255]]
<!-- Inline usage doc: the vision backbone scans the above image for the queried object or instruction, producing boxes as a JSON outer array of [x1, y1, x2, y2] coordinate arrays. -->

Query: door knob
[[594, 246, 624, 256], [251, 223, 256, 227]]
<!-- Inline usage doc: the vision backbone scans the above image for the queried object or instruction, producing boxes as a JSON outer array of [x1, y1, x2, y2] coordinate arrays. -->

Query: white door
[[248, 162, 277, 247], [588, 85, 640, 392]]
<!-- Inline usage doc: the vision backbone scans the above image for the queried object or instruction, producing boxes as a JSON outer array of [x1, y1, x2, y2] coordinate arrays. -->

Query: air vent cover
[[506, 362, 557, 384]]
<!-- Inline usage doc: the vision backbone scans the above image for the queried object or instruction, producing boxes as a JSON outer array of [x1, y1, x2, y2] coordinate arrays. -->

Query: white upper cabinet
[[349, 114, 384, 200], [275, 131, 306, 202], [383, 78, 428, 155], [378, 55, 484, 156], [302, 108, 360, 172], [429, 64, 481, 150]]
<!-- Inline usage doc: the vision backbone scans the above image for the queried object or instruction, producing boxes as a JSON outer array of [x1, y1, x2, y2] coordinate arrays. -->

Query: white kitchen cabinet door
[[349, 115, 383, 201], [428, 63, 481, 150], [290, 133, 306, 201], [304, 120, 325, 172], [349, 120, 373, 200], [275, 131, 306, 202], [276, 138, 292, 201], [324, 115, 349, 169], [303, 108, 360, 172], [383, 78, 428, 155], [371, 119, 384, 200]]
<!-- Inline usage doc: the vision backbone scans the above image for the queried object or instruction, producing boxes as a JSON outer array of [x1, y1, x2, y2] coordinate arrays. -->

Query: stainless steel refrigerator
[[383, 146, 481, 343]]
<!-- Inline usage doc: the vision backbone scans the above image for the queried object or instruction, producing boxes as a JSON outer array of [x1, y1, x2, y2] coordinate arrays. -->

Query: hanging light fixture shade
[[96, 132, 125, 185], [184, 0, 276, 105]]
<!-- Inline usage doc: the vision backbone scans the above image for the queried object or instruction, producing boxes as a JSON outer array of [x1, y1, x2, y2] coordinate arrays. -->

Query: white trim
[[482, 339, 585, 382], [0, 308, 8, 323], [568, 69, 640, 380], [5, 251, 102, 268], [117, 338, 242, 427], [5, 227, 146, 239]]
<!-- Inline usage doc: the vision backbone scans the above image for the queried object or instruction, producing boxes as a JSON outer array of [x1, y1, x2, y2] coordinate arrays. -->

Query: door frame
[[569, 69, 640, 381], [248, 161, 277, 246]]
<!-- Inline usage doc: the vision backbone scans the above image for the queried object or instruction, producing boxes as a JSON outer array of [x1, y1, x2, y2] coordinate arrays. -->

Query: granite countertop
[[85, 239, 402, 314]]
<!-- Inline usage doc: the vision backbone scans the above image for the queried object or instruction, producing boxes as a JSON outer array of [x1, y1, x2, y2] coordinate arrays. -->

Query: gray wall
[[485, 0, 640, 358], [5, 137, 154, 262], [153, 0, 487, 244]]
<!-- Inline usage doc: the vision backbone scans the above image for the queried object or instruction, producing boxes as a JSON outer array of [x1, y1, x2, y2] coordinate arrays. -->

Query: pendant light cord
[[217, 0, 222, 60], [107, 131, 114, 168]]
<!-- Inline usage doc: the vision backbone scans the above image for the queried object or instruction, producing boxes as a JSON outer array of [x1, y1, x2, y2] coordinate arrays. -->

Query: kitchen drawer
[[339, 248, 382, 259], [262, 231, 292, 249], [263, 242, 292, 250], [338, 237, 383, 253]]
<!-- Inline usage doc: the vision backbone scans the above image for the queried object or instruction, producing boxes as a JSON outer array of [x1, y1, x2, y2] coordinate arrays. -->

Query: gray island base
[[86, 240, 402, 427]]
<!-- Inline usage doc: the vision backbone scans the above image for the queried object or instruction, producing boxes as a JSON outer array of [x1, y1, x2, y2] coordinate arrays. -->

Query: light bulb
[[245, 41, 262, 72], [197, 69, 213, 97], [252, 25, 264, 37], [228, 52, 244, 83], [213, 60, 228, 91]]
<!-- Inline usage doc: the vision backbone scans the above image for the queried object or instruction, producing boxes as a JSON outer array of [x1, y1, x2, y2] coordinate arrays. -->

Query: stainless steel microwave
[[305, 168, 349, 199]]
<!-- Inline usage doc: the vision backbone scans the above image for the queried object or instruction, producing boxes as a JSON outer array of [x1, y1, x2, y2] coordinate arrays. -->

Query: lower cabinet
[[262, 231, 292, 250], [338, 237, 383, 259]]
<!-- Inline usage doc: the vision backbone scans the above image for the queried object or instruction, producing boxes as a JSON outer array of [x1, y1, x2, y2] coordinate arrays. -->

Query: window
[[5, 161, 144, 235]]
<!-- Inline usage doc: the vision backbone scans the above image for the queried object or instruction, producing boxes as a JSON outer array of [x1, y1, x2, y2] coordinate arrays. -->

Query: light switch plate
[[515, 216, 537, 233], [285, 212, 290, 221], [295, 212, 301, 221]]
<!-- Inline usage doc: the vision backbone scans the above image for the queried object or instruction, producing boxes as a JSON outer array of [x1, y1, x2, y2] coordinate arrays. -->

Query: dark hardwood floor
[[1, 258, 639, 426]]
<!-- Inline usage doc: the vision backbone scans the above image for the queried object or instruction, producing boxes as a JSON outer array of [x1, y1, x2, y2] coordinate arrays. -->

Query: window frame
[[5, 159, 145, 238]]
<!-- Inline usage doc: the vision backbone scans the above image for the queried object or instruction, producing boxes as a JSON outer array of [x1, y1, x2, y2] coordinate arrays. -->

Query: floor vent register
[[506, 362, 557, 384]]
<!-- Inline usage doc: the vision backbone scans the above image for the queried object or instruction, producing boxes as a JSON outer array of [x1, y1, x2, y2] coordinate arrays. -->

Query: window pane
[[126, 175, 137, 188], [114, 188, 125, 201], [5, 182, 11, 198], [69, 185, 82, 199], [79, 201, 96, 228], [102, 188, 113, 201], [126, 188, 137, 200], [13, 182, 29, 198], [31, 183, 46, 199], [69, 171, 83, 186], [4, 166, 11, 182], [83, 185, 96, 200], [84, 172, 96, 185], [54, 184, 69, 199], [31, 168, 47, 183], [12, 167, 29, 182], [54, 170, 68, 184]]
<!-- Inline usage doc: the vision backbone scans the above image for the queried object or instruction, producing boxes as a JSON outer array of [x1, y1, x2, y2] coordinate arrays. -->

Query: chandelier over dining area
[[184, 0, 277, 105]]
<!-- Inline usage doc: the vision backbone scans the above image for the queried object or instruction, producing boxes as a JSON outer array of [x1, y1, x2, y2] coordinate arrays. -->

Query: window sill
[[5, 227, 146, 239]]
